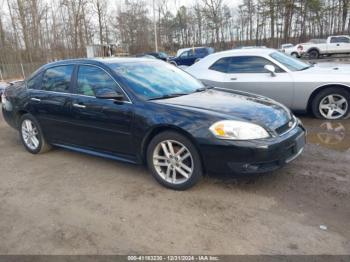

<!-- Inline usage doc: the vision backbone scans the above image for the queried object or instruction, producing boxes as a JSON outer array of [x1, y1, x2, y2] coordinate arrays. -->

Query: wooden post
[[20, 63, 25, 79]]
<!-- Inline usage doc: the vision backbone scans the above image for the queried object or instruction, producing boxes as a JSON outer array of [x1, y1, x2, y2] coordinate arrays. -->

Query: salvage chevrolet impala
[[2, 58, 306, 190]]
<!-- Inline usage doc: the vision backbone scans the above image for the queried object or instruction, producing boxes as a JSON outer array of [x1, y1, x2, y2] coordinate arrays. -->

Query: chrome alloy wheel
[[319, 94, 348, 119], [21, 119, 40, 150], [152, 140, 194, 184]]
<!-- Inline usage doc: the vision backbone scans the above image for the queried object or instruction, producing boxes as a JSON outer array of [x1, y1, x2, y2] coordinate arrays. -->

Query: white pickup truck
[[284, 35, 350, 59]]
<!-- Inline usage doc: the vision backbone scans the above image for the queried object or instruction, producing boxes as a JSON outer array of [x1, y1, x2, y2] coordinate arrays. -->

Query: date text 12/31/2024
[[127, 256, 220, 261]]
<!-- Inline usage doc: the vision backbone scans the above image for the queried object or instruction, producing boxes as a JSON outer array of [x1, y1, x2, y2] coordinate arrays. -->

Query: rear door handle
[[30, 98, 41, 102], [73, 103, 86, 109], [231, 77, 238, 81]]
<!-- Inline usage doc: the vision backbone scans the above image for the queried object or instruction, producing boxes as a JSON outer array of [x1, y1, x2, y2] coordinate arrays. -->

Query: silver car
[[185, 48, 350, 119]]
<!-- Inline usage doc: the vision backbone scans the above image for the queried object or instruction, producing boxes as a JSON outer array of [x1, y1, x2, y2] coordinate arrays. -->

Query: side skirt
[[52, 143, 139, 165]]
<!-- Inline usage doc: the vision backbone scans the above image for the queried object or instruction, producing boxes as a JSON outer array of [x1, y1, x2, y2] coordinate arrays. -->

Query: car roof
[[41, 57, 158, 69], [212, 48, 276, 57]]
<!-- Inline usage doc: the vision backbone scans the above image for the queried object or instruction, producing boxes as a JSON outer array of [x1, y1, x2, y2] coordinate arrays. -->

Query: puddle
[[300, 116, 350, 152]]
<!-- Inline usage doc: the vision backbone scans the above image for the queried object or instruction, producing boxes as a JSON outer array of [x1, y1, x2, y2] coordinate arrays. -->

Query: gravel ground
[[0, 111, 349, 255]]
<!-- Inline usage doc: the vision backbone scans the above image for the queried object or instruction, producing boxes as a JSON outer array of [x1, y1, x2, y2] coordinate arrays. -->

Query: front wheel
[[19, 114, 52, 154], [147, 131, 203, 190], [311, 87, 350, 119]]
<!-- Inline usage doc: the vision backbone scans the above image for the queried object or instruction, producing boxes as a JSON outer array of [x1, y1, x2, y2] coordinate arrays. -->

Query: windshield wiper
[[194, 86, 214, 92], [300, 64, 314, 71], [148, 93, 189, 100]]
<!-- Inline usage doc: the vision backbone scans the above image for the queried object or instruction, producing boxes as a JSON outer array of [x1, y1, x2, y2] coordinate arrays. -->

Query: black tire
[[291, 52, 300, 58], [308, 49, 319, 59], [19, 113, 52, 154], [147, 131, 203, 190], [311, 87, 350, 119], [169, 61, 177, 66]]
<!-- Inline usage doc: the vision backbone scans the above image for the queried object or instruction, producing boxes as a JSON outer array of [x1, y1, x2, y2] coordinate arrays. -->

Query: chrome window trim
[[209, 55, 286, 74], [26, 63, 133, 104]]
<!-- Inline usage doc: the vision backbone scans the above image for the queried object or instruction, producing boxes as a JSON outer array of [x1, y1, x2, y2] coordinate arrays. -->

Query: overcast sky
[[110, 0, 242, 11], [1, 0, 243, 17]]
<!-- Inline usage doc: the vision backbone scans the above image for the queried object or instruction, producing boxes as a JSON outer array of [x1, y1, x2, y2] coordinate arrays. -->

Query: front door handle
[[231, 77, 238, 81], [30, 97, 41, 102], [73, 103, 86, 109]]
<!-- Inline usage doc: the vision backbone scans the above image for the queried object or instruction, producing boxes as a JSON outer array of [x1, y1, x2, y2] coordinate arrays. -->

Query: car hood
[[293, 64, 350, 82], [304, 63, 350, 73], [153, 89, 292, 130]]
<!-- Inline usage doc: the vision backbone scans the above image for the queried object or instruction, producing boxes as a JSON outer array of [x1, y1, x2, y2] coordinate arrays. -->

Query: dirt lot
[[0, 110, 349, 255]]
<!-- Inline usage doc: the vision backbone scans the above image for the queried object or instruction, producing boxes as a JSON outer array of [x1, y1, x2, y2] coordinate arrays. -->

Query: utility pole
[[153, 0, 158, 52]]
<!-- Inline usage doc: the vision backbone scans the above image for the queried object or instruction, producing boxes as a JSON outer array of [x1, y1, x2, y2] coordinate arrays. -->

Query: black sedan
[[2, 58, 306, 190], [0, 82, 9, 99]]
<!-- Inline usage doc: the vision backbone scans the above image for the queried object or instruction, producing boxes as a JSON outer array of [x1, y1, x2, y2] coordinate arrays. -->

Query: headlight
[[209, 120, 270, 140]]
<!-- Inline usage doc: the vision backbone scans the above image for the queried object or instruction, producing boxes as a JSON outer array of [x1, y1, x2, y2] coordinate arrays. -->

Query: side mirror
[[96, 91, 124, 101], [264, 65, 276, 76]]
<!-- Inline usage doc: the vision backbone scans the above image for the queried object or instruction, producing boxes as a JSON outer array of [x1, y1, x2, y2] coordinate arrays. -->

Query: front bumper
[[199, 124, 306, 174]]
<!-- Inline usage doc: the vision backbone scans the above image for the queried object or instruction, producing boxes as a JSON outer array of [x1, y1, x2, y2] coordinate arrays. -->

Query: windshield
[[159, 52, 168, 58], [110, 61, 204, 100], [270, 52, 311, 71]]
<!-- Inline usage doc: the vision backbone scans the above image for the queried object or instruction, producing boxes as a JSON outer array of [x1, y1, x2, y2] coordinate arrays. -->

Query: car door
[[328, 37, 340, 53], [208, 56, 294, 107], [328, 37, 350, 53], [27, 65, 74, 143], [69, 64, 134, 157], [332, 36, 350, 53], [177, 50, 195, 66]]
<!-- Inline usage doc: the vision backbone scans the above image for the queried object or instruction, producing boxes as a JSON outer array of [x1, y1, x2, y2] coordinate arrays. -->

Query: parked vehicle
[[136, 52, 169, 61], [284, 44, 306, 58], [169, 47, 214, 66], [0, 83, 7, 99], [280, 43, 294, 53], [235, 46, 267, 49], [186, 48, 350, 120], [2, 58, 305, 190], [281, 43, 294, 50], [0, 81, 24, 102], [176, 48, 191, 57], [285, 36, 350, 59]]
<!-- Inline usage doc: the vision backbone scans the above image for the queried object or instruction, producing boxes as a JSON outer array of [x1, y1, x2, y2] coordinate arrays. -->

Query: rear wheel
[[291, 52, 300, 58], [147, 131, 203, 190], [311, 87, 350, 119], [308, 49, 319, 59], [19, 114, 51, 154]]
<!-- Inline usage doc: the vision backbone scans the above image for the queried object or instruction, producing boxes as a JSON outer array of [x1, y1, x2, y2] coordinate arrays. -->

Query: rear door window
[[209, 57, 231, 73], [330, 37, 339, 43], [42, 65, 74, 93]]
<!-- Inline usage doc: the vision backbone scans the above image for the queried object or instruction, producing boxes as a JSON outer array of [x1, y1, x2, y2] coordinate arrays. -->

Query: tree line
[[0, 0, 349, 65]]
